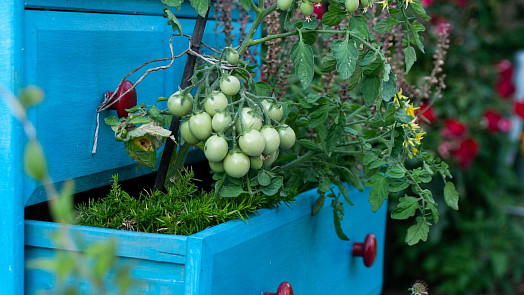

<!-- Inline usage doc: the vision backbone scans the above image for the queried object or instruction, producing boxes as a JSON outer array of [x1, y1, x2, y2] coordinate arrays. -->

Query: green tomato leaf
[[291, 40, 315, 88], [257, 170, 271, 186], [349, 15, 369, 40], [404, 46, 417, 74], [373, 17, 396, 34], [164, 7, 183, 34], [125, 140, 156, 170], [331, 197, 350, 241], [255, 81, 271, 96], [361, 75, 381, 106], [321, 5, 346, 27], [366, 173, 389, 212], [261, 176, 284, 196], [444, 181, 459, 210], [382, 72, 397, 102], [237, 0, 252, 10], [162, 0, 184, 7], [410, 0, 431, 21], [330, 38, 358, 80], [104, 116, 119, 126], [335, 181, 353, 205], [387, 164, 406, 178], [405, 217, 429, 245], [312, 194, 326, 215], [391, 196, 419, 220], [219, 184, 245, 198], [321, 54, 337, 73], [189, 0, 209, 17]]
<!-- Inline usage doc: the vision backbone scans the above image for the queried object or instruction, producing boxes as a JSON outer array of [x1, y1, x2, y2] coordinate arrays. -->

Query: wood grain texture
[[25, 184, 387, 295], [0, 1, 25, 294]]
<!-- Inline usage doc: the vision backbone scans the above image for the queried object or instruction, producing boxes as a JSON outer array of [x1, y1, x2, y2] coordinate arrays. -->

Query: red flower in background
[[494, 60, 516, 99], [514, 101, 524, 119], [452, 138, 479, 169], [313, 2, 326, 20], [483, 109, 512, 133], [416, 102, 438, 124], [430, 14, 452, 34], [441, 119, 467, 138], [421, 0, 434, 7]]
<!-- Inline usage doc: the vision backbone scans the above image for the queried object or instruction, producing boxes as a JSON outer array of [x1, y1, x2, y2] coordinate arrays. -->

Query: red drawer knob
[[264, 282, 294, 295], [352, 233, 377, 267]]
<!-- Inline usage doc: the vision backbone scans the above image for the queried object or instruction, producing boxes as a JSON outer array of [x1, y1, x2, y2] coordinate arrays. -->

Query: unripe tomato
[[209, 161, 224, 172], [220, 75, 241, 96], [180, 121, 200, 145], [278, 125, 296, 149], [261, 100, 284, 122], [189, 112, 213, 141], [223, 151, 250, 178], [300, 1, 314, 17], [204, 91, 228, 116], [250, 156, 263, 170], [24, 140, 48, 181], [277, 0, 293, 10], [260, 126, 280, 155], [361, 0, 372, 7], [204, 135, 229, 162], [239, 129, 265, 156], [263, 150, 279, 168], [212, 111, 233, 132], [236, 107, 262, 131], [345, 0, 359, 12], [168, 91, 193, 117], [226, 49, 240, 65]]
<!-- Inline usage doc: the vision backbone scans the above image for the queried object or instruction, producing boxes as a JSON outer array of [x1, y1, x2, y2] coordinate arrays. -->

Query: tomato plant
[[105, 0, 459, 245]]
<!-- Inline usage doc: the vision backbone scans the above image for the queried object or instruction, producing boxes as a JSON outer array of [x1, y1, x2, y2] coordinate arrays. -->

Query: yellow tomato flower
[[378, 0, 389, 10], [404, 0, 413, 7], [405, 103, 419, 118], [414, 131, 425, 144]]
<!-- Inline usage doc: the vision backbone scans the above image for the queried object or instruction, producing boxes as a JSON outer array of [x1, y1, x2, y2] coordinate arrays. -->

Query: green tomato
[[204, 91, 228, 116], [261, 100, 284, 122], [226, 49, 240, 65], [204, 135, 229, 162], [212, 111, 233, 132], [263, 149, 279, 168], [277, 0, 293, 10], [239, 129, 265, 157], [223, 151, 250, 178], [220, 75, 241, 96], [236, 107, 262, 131], [250, 156, 263, 170], [24, 140, 48, 181], [345, 0, 359, 12], [180, 121, 200, 145], [278, 125, 296, 149], [168, 91, 193, 117], [209, 161, 224, 172], [361, 0, 372, 7], [260, 126, 280, 155], [300, 1, 314, 17], [189, 112, 213, 141]]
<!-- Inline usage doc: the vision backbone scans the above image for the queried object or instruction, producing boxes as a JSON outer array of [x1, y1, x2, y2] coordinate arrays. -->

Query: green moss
[[75, 169, 295, 235]]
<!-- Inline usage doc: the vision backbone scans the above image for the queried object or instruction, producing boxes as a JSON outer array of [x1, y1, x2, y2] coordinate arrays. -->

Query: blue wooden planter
[[25, 184, 388, 294]]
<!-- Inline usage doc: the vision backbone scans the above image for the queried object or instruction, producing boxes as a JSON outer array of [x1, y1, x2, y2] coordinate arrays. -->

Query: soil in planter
[[25, 160, 295, 235]]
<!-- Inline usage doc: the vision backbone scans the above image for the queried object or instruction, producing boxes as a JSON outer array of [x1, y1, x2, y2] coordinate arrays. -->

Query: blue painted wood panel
[[0, 1, 26, 294], [25, 184, 387, 294]]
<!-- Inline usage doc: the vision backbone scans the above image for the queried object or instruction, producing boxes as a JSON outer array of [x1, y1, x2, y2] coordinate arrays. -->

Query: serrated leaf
[[373, 17, 396, 34], [297, 139, 322, 151], [330, 39, 358, 80], [303, 19, 319, 30], [312, 194, 326, 215], [321, 5, 346, 26], [257, 170, 271, 186], [361, 75, 381, 106], [255, 81, 271, 96], [359, 50, 377, 67], [444, 181, 459, 210], [189, 0, 209, 17], [335, 181, 353, 205], [410, 0, 431, 21], [347, 65, 363, 91], [162, 0, 183, 6], [261, 176, 283, 196], [291, 41, 314, 88], [302, 31, 317, 45], [237, 0, 252, 10], [309, 104, 330, 128], [321, 54, 337, 73], [104, 116, 119, 126], [405, 218, 429, 245], [331, 198, 350, 241], [128, 123, 172, 138], [164, 7, 183, 34], [128, 116, 151, 125], [404, 46, 416, 74], [125, 140, 156, 170], [388, 179, 410, 192], [349, 15, 369, 40], [391, 196, 419, 220], [366, 173, 389, 212], [219, 185, 244, 198], [387, 164, 405, 178], [382, 72, 397, 102], [318, 175, 331, 193]]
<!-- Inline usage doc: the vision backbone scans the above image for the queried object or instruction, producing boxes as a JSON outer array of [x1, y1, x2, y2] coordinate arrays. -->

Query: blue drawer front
[[22, 9, 245, 206], [25, 184, 387, 294]]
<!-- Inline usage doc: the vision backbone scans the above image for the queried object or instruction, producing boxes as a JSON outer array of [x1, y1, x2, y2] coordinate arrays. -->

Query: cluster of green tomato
[[277, 0, 369, 17], [167, 56, 296, 179]]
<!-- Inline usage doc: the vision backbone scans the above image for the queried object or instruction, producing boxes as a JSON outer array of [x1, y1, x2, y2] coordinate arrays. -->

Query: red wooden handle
[[264, 282, 294, 295], [352, 233, 377, 267]]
